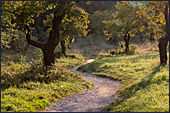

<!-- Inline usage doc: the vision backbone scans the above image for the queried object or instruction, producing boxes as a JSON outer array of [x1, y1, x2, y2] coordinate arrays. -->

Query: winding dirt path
[[44, 59, 121, 112]]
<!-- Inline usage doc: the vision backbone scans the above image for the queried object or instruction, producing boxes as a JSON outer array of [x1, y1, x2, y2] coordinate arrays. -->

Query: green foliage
[[142, 1, 168, 39], [32, 49, 43, 61], [19, 55, 27, 64], [119, 41, 125, 49], [104, 1, 146, 36], [1, 28, 27, 50], [103, 1, 147, 40], [90, 10, 112, 36], [1, 1, 63, 29], [1, 1, 89, 53], [78, 52, 169, 112], [129, 45, 137, 53], [77, 1, 116, 38], [77, 1, 116, 14], [1, 1, 54, 49]]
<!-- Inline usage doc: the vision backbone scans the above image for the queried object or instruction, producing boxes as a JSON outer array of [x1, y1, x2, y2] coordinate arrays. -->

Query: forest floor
[[43, 59, 121, 112]]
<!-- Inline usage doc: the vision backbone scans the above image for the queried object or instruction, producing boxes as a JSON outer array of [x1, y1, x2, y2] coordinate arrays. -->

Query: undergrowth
[[109, 41, 137, 55], [1, 57, 93, 112]]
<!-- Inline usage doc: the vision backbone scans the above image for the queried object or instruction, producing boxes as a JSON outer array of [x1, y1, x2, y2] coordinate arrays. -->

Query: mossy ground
[[1, 57, 93, 112], [78, 52, 169, 112]]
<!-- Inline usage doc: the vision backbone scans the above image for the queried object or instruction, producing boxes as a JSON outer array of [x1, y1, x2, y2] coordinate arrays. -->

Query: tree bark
[[158, 38, 168, 65], [124, 32, 130, 52], [158, 3, 169, 65], [42, 49, 55, 66]]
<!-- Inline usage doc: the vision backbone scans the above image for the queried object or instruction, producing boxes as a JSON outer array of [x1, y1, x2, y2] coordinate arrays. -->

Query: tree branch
[[46, 9, 66, 50], [25, 25, 45, 49]]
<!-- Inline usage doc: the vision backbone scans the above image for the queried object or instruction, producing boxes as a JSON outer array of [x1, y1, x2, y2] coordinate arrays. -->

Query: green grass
[[78, 52, 169, 112], [1, 57, 93, 112], [55, 56, 85, 69]]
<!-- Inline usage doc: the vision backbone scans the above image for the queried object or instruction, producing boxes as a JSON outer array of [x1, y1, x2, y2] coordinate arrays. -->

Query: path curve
[[44, 59, 121, 112]]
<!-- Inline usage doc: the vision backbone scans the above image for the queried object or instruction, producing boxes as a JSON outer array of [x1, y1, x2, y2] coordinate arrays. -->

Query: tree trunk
[[43, 49, 55, 66], [124, 32, 130, 53], [158, 38, 168, 65], [158, 3, 169, 65], [60, 40, 67, 56], [125, 41, 129, 52]]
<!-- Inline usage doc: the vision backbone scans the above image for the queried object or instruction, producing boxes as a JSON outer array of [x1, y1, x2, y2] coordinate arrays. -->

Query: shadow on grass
[[105, 65, 161, 111], [122, 65, 161, 96]]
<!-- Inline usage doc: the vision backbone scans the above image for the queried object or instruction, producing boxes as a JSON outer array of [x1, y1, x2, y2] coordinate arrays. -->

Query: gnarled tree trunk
[[25, 8, 66, 66]]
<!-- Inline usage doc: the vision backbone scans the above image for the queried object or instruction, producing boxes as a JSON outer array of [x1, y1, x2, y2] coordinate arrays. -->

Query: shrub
[[1, 59, 84, 90], [128, 45, 137, 54], [109, 41, 137, 55]]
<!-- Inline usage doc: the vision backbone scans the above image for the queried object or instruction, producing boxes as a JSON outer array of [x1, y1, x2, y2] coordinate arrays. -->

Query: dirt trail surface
[[43, 59, 121, 112]]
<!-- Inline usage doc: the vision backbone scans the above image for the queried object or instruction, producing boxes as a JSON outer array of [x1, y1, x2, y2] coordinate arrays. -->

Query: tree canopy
[[1, 1, 89, 50], [103, 1, 148, 40]]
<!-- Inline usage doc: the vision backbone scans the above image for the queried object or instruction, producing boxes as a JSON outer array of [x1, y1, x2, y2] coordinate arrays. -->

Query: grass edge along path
[[1, 57, 94, 112], [78, 52, 169, 112]]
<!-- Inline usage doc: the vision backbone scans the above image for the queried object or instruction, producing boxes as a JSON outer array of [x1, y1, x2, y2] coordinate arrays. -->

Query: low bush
[[109, 41, 137, 55]]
